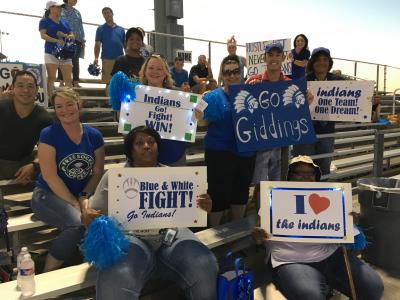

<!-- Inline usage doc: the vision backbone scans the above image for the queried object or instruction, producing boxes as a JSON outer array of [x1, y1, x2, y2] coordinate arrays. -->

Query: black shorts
[[205, 149, 256, 212]]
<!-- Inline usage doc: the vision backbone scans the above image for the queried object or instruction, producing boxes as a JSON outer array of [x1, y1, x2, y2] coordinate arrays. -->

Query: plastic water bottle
[[20, 253, 35, 297], [17, 246, 29, 289]]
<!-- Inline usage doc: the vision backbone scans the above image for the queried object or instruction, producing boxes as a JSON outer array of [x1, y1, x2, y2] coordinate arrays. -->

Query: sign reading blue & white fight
[[259, 181, 354, 243], [118, 85, 200, 142], [229, 77, 317, 152], [108, 167, 207, 230], [308, 80, 374, 122]]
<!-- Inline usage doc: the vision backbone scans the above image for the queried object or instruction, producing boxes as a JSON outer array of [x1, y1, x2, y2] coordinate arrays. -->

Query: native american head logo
[[234, 90, 259, 114]]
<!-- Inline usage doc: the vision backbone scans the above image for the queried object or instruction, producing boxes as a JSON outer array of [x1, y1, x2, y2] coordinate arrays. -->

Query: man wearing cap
[[93, 7, 125, 84], [111, 27, 145, 81], [246, 43, 291, 184], [252, 155, 384, 300], [292, 47, 343, 176]]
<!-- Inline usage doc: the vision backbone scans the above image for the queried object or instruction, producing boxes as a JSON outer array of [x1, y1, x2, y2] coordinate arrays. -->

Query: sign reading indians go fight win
[[260, 181, 354, 243]]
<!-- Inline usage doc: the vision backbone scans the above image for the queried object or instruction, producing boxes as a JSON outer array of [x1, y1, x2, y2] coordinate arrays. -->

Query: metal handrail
[[392, 88, 400, 114]]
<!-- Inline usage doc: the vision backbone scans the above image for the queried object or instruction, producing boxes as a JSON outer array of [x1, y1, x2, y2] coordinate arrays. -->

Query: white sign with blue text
[[108, 167, 207, 230], [0, 62, 48, 107], [246, 38, 292, 77], [260, 181, 354, 243], [308, 80, 374, 122], [118, 85, 200, 142], [229, 77, 317, 152]]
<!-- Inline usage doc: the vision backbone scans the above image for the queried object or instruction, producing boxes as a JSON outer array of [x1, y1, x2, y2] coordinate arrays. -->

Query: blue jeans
[[292, 137, 335, 176], [96, 228, 218, 300], [252, 148, 281, 184], [273, 249, 384, 300], [31, 187, 85, 261]]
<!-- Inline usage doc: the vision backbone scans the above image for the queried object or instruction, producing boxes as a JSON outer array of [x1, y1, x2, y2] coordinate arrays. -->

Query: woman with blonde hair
[[111, 54, 186, 166], [31, 87, 104, 271]]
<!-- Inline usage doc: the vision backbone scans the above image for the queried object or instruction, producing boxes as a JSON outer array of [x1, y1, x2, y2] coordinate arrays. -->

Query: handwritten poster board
[[0, 62, 48, 107], [118, 85, 200, 142], [108, 167, 207, 230], [229, 77, 316, 152], [308, 80, 374, 122], [260, 181, 354, 243], [176, 50, 192, 63], [246, 38, 292, 76]]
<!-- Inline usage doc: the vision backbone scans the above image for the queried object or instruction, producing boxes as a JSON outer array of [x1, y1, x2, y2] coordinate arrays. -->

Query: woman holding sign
[[252, 156, 383, 300], [292, 47, 343, 176], [110, 55, 187, 166], [31, 88, 104, 272], [87, 126, 217, 300], [195, 56, 256, 226]]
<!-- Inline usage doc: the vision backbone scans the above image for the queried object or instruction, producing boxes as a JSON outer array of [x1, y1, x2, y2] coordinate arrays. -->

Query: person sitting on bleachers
[[188, 54, 217, 94], [252, 155, 384, 300], [31, 87, 104, 272], [170, 56, 190, 92], [0, 70, 52, 183], [88, 125, 218, 300]]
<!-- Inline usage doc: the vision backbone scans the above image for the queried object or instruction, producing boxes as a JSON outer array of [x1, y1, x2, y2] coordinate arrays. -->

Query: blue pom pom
[[109, 71, 138, 111], [203, 89, 226, 121], [81, 216, 130, 269], [88, 63, 101, 76], [346, 225, 368, 251]]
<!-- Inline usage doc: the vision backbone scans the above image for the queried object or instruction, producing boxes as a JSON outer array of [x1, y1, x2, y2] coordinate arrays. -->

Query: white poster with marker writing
[[108, 167, 207, 230], [260, 181, 354, 243], [118, 85, 200, 142], [308, 80, 374, 122], [246, 38, 292, 77]]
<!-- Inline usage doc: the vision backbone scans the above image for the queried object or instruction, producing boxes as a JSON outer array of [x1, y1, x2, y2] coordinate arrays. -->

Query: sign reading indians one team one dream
[[118, 85, 200, 142], [260, 181, 354, 243], [229, 77, 317, 152], [308, 80, 374, 122], [108, 167, 207, 230], [246, 38, 292, 76]]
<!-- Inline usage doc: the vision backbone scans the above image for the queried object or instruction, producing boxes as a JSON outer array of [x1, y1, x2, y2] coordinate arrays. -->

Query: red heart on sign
[[308, 193, 330, 214]]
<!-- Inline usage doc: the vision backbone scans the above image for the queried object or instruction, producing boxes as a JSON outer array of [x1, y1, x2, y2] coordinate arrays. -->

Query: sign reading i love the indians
[[259, 181, 354, 243]]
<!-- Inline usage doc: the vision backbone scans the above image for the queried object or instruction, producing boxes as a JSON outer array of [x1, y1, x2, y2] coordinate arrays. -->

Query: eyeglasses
[[222, 68, 240, 77]]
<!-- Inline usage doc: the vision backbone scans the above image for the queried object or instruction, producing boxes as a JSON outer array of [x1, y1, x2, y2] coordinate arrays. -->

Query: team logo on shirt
[[59, 153, 94, 180]]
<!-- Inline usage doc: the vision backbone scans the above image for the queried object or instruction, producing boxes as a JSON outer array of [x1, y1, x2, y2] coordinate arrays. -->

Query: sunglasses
[[222, 68, 240, 76]]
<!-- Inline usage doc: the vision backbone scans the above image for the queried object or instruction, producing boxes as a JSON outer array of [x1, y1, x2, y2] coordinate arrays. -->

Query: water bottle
[[17, 246, 29, 289], [20, 253, 36, 297]]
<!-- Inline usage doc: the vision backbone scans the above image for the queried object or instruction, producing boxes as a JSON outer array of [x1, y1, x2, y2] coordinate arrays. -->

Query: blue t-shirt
[[203, 88, 254, 157], [291, 49, 310, 79], [36, 123, 104, 197], [39, 17, 71, 54], [158, 139, 186, 165], [95, 23, 125, 59], [170, 67, 189, 87]]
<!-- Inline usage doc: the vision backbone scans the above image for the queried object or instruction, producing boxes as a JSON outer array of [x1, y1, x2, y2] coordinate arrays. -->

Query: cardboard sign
[[229, 77, 316, 152], [118, 85, 200, 142], [0, 62, 48, 107], [176, 50, 192, 63], [246, 39, 292, 77], [260, 181, 354, 243], [108, 167, 207, 230], [308, 80, 374, 122]]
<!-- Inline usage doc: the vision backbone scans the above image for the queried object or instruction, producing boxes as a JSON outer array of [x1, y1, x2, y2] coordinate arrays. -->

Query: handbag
[[217, 252, 254, 300]]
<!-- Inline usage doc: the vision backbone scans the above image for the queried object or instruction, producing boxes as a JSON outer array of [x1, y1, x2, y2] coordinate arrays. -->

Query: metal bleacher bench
[[0, 215, 257, 300]]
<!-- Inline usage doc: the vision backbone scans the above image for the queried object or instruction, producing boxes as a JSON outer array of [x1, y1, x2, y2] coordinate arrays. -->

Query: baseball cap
[[311, 47, 331, 58], [46, 1, 64, 10], [126, 27, 144, 41], [264, 43, 283, 54]]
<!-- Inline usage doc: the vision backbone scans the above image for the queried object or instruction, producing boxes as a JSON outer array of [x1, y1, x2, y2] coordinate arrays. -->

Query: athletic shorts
[[44, 53, 72, 65], [205, 149, 256, 212]]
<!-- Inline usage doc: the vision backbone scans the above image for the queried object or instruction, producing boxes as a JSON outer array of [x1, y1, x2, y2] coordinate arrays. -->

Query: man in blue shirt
[[170, 57, 189, 91], [93, 7, 125, 84]]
